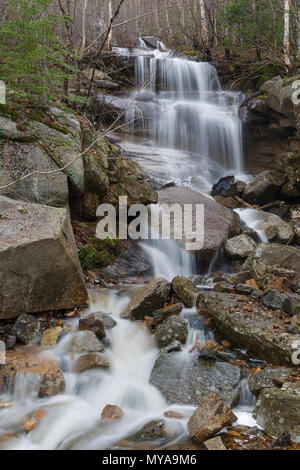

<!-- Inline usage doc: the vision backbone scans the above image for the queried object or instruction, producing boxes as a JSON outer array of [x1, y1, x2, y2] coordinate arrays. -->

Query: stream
[[0, 40, 263, 450]]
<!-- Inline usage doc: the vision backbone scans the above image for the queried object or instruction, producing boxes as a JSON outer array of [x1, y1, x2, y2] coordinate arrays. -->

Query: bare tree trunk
[[107, 0, 113, 50], [284, 0, 292, 68], [79, 0, 88, 59], [199, 0, 208, 44]]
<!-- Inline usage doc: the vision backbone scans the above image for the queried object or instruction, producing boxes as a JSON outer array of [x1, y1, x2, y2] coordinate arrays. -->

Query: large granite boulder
[[197, 291, 300, 366], [121, 278, 171, 320], [0, 196, 87, 319], [149, 350, 241, 407], [157, 187, 241, 258], [260, 75, 300, 125]]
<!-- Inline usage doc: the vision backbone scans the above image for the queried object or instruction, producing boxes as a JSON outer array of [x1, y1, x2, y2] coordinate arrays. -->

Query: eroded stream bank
[[0, 39, 300, 450]]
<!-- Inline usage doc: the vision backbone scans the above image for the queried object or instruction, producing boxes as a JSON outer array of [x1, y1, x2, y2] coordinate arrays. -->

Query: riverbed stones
[[101, 405, 124, 421], [41, 327, 62, 347], [4, 345, 65, 397], [248, 367, 292, 397], [197, 291, 300, 366], [0, 196, 88, 319], [69, 330, 104, 353], [204, 436, 227, 450], [254, 383, 300, 439], [13, 314, 40, 344], [149, 351, 241, 407], [74, 353, 110, 373], [120, 278, 171, 320], [158, 187, 241, 258], [187, 394, 237, 443], [154, 316, 188, 349], [171, 276, 198, 308], [243, 170, 286, 205], [224, 234, 257, 260]]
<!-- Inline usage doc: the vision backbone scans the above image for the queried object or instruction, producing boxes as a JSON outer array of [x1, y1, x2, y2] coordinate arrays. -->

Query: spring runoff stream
[[0, 41, 259, 450]]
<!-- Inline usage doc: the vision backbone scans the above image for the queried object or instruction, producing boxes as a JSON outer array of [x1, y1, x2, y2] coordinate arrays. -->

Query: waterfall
[[126, 43, 244, 177]]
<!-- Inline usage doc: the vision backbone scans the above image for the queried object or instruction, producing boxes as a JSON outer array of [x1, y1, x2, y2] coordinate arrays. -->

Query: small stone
[[79, 314, 106, 340], [128, 420, 166, 442], [204, 436, 227, 450], [69, 330, 103, 353], [41, 327, 62, 347], [214, 281, 233, 293], [225, 234, 257, 260], [90, 311, 117, 329], [101, 405, 124, 421], [187, 394, 237, 443], [154, 316, 188, 349], [262, 289, 284, 310], [74, 353, 110, 373], [172, 276, 198, 308], [13, 314, 40, 344]]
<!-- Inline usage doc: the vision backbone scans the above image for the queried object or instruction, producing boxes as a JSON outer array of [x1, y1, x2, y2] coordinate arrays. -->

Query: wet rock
[[79, 313, 106, 340], [187, 394, 237, 443], [69, 330, 104, 353], [197, 291, 300, 366], [158, 187, 241, 258], [89, 311, 117, 329], [261, 289, 284, 310], [0, 326, 16, 349], [164, 411, 185, 419], [171, 276, 198, 308], [213, 194, 240, 209], [0, 363, 16, 393], [5, 345, 65, 397], [41, 327, 62, 347], [244, 170, 286, 205], [13, 314, 40, 344], [149, 351, 241, 407], [154, 316, 188, 349], [254, 383, 300, 439], [120, 278, 171, 320], [129, 420, 166, 442], [213, 281, 233, 293], [204, 436, 227, 450], [225, 234, 257, 260], [241, 226, 260, 243], [242, 243, 300, 284], [101, 404, 124, 421], [249, 367, 292, 397], [211, 176, 237, 197], [283, 294, 300, 317], [74, 353, 110, 373], [0, 196, 88, 320]]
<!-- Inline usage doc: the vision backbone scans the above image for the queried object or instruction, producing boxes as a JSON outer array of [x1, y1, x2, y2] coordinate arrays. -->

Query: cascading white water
[[0, 42, 257, 451], [126, 43, 244, 179]]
